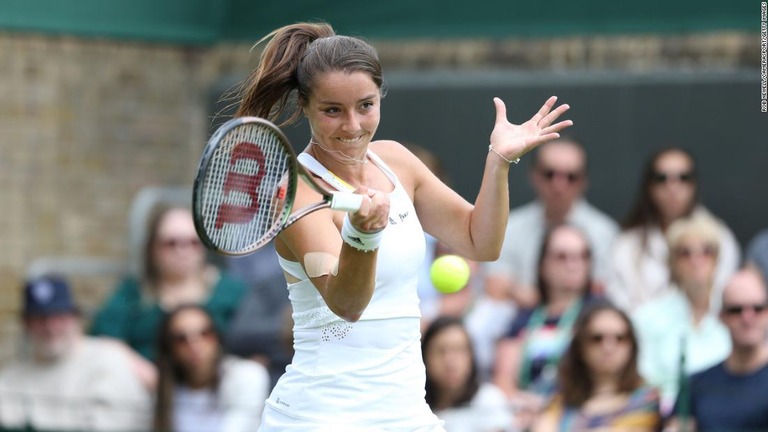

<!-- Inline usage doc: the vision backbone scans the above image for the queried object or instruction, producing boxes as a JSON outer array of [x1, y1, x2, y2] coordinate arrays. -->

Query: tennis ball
[[430, 254, 471, 294]]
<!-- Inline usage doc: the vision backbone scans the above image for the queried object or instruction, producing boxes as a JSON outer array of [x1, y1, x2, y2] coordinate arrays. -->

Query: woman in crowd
[[631, 213, 731, 414], [91, 204, 247, 361], [607, 147, 739, 312], [532, 301, 661, 431], [492, 224, 593, 429], [423, 316, 512, 432], [153, 305, 270, 432]]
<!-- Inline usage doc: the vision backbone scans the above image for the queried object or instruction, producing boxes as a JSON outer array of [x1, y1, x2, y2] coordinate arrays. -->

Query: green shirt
[[89, 273, 247, 360]]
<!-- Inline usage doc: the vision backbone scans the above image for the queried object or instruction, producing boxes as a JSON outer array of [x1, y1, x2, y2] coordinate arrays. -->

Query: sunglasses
[[158, 237, 202, 249], [547, 250, 591, 263], [651, 171, 695, 184], [673, 244, 718, 259], [587, 332, 630, 345], [170, 326, 215, 346], [723, 303, 768, 316], [539, 168, 583, 184]]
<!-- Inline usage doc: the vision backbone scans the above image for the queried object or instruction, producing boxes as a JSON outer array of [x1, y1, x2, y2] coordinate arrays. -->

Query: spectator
[[608, 147, 740, 312], [0, 276, 151, 431], [473, 139, 617, 378], [745, 228, 768, 283], [632, 213, 731, 414], [532, 300, 661, 431], [153, 304, 270, 432], [224, 241, 293, 389], [492, 224, 594, 430], [423, 316, 513, 432], [483, 137, 619, 306], [666, 268, 768, 431], [90, 204, 247, 360]]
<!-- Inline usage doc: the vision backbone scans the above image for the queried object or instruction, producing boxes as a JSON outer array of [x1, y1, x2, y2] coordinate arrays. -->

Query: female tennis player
[[235, 21, 572, 431]]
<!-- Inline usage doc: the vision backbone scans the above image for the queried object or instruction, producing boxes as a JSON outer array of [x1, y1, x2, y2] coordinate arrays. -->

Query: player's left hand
[[489, 96, 572, 162]]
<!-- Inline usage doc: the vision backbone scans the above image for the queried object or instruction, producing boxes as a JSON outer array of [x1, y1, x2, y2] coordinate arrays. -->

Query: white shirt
[[484, 199, 619, 286], [173, 356, 269, 432], [262, 151, 442, 430], [606, 206, 741, 312], [436, 383, 514, 432], [0, 337, 151, 432]]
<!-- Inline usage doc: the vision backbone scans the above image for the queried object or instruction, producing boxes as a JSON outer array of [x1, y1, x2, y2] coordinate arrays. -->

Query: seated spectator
[[224, 241, 293, 389], [0, 276, 151, 431], [91, 204, 247, 360], [474, 138, 617, 380], [666, 268, 768, 431], [532, 300, 661, 432], [422, 316, 513, 432], [607, 147, 740, 312], [153, 304, 270, 432], [745, 227, 768, 282], [632, 214, 731, 414], [492, 224, 594, 429]]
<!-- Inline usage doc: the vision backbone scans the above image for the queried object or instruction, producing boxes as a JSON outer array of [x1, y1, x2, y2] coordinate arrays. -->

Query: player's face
[[671, 235, 718, 289], [304, 70, 381, 155], [531, 143, 586, 215], [169, 309, 219, 383], [153, 209, 205, 279], [541, 226, 591, 296], [425, 325, 473, 392], [582, 310, 633, 377], [650, 151, 696, 223], [720, 274, 768, 348]]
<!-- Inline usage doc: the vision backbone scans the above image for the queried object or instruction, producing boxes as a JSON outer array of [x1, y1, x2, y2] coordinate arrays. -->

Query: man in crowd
[[0, 275, 151, 431]]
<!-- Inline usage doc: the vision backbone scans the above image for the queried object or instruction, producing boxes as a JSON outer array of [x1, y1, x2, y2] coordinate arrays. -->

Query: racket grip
[[329, 193, 364, 212]]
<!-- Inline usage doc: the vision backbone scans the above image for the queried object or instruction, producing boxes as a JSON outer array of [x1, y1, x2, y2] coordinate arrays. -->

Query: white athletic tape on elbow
[[341, 214, 383, 252], [304, 252, 339, 278]]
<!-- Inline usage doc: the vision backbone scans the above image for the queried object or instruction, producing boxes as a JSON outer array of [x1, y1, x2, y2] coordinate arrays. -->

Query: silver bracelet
[[488, 145, 520, 164]]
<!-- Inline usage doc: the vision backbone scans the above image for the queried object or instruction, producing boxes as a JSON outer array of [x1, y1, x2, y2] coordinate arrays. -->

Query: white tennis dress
[[259, 151, 444, 431]]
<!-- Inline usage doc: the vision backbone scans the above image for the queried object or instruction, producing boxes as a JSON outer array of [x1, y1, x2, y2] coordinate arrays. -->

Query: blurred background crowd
[[0, 1, 766, 431]]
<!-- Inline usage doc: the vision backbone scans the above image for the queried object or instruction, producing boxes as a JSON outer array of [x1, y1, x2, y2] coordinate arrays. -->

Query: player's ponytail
[[236, 22, 335, 124]]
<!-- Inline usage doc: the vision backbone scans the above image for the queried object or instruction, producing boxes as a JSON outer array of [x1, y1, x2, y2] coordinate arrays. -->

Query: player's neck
[[309, 139, 368, 167], [306, 144, 369, 187]]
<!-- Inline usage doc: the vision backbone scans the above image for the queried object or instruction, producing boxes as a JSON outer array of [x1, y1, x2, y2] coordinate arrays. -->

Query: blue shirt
[[676, 361, 768, 431]]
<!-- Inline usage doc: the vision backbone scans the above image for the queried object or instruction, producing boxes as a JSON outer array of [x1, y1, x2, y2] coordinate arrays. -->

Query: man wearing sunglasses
[[666, 268, 768, 431]]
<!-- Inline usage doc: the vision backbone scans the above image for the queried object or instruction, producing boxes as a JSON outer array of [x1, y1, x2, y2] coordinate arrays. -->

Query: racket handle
[[329, 193, 364, 212]]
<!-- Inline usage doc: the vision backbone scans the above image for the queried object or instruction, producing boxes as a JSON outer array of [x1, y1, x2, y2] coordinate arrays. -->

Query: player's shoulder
[[369, 140, 414, 163]]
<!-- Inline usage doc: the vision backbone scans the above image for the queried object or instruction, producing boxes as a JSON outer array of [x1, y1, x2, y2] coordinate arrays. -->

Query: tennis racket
[[192, 116, 364, 256]]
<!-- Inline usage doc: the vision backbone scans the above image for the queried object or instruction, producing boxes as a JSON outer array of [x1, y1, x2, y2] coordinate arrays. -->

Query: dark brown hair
[[557, 300, 643, 407], [235, 22, 384, 126], [422, 316, 480, 411], [153, 304, 223, 432], [622, 147, 698, 231]]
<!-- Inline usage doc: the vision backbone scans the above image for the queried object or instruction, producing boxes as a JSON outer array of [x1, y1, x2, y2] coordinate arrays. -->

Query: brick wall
[[0, 30, 757, 360]]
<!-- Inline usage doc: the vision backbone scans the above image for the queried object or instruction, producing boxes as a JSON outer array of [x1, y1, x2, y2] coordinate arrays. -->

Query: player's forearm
[[467, 152, 511, 261], [322, 246, 378, 322]]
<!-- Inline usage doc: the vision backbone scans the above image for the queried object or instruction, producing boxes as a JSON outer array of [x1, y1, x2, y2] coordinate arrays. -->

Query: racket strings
[[200, 123, 293, 253]]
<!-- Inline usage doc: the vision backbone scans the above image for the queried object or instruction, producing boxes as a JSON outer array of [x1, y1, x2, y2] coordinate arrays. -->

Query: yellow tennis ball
[[430, 254, 471, 294]]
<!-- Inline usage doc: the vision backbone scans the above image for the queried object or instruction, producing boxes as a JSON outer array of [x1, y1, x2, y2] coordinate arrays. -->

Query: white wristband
[[341, 214, 384, 252]]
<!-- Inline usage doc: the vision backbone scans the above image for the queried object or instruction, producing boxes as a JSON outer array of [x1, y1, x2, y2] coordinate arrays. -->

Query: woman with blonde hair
[[631, 213, 732, 414]]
